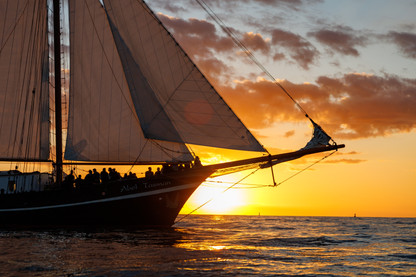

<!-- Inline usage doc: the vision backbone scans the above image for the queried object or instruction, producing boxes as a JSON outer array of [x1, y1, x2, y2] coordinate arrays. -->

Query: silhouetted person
[[127, 172, 137, 179], [155, 167, 162, 176], [108, 168, 114, 180], [162, 164, 169, 175], [67, 170, 75, 183], [109, 168, 120, 180], [93, 168, 100, 183], [145, 167, 154, 178], [100, 168, 109, 183], [114, 168, 121, 180], [64, 170, 75, 189], [85, 170, 94, 183], [74, 175, 83, 188]]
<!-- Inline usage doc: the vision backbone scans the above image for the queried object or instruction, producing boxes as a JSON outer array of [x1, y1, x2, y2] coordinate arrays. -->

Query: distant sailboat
[[0, 0, 344, 227]]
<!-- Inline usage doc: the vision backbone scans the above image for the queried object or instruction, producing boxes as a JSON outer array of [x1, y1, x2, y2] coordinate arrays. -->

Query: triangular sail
[[302, 119, 332, 150], [0, 0, 49, 161], [106, 15, 183, 143], [65, 0, 192, 162], [102, 0, 265, 152]]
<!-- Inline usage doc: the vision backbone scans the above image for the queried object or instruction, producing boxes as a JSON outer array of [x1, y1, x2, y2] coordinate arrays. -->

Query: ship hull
[[0, 169, 212, 227]]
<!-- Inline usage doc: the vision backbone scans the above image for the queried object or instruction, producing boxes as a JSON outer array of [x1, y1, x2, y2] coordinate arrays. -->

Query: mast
[[53, 0, 63, 184]]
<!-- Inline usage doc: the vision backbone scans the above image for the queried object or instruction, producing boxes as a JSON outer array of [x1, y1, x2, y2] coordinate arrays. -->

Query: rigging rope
[[138, 0, 258, 148], [194, 0, 310, 118], [275, 150, 337, 187], [192, 0, 340, 183], [203, 180, 271, 189], [204, 150, 337, 189], [174, 150, 337, 224], [174, 167, 261, 224]]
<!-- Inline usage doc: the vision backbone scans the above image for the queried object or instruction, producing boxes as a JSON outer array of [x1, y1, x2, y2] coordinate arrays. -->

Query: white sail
[[0, 0, 49, 160], [65, 0, 265, 163], [65, 0, 192, 162], [103, 0, 265, 152]]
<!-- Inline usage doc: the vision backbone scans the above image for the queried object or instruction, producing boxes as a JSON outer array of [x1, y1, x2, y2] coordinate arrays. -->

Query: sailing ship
[[0, 0, 344, 227]]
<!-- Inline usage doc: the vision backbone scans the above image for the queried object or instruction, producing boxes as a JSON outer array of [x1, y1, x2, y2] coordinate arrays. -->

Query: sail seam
[[83, 0, 141, 127], [104, 3, 184, 144], [0, 1, 30, 55], [144, 68, 193, 137]]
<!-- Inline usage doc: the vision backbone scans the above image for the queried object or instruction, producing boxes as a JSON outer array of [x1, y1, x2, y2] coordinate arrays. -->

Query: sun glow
[[185, 176, 247, 214]]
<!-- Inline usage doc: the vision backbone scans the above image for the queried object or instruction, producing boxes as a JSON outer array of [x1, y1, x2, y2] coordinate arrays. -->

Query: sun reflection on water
[[209, 245, 226, 250]]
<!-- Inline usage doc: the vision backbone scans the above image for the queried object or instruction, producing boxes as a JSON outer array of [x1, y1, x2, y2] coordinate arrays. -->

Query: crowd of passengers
[[63, 157, 202, 189]]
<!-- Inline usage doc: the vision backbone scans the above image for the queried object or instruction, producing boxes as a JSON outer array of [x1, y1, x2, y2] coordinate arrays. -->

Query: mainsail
[[0, 0, 49, 161], [65, 0, 265, 163], [65, 0, 192, 162]]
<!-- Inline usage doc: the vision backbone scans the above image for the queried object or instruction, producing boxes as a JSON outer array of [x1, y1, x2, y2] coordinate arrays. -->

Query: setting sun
[[183, 176, 247, 215]]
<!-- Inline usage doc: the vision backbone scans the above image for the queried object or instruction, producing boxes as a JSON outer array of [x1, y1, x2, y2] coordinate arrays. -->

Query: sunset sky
[[147, 0, 416, 217]]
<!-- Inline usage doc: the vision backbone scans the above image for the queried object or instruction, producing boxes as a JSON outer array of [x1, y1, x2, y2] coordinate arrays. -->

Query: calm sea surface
[[0, 215, 415, 276]]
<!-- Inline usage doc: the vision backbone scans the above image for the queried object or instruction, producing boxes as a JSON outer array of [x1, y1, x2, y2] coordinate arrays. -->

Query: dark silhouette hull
[[0, 169, 213, 227], [0, 145, 346, 228]]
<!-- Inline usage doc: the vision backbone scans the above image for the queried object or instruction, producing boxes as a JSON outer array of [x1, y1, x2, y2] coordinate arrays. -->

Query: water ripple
[[1, 215, 415, 276]]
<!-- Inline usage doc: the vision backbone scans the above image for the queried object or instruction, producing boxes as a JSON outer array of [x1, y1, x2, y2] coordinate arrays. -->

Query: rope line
[[194, 0, 310, 118], [174, 167, 261, 224], [205, 150, 336, 189], [275, 150, 337, 187], [139, 0, 261, 147], [0, 1, 30, 55]]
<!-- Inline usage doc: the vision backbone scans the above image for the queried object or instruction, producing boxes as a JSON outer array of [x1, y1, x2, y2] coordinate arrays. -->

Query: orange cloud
[[284, 130, 295, 138], [241, 32, 271, 54], [217, 73, 416, 139], [155, 12, 416, 140], [323, 159, 366, 164]]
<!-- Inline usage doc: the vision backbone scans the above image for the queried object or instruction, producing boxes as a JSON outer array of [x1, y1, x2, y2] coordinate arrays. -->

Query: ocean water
[[0, 215, 415, 276]]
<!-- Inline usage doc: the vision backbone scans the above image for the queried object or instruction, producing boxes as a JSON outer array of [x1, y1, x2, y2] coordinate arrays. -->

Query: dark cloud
[[271, 28, 318, 69], [273, 52, 286, 61], [308, 26, 367, 56], [284, 130, 295, 138], [192, 0, 322, 11], [158, 14, 216, 37], [158, 13, 273, 57], [158, 11, 320, 69], [386, 31, 416, 59], [150, 0, 188, 13], [241, 32, 271, 54], [157, 13, 233, 57], [344, 151, 359, 155]]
